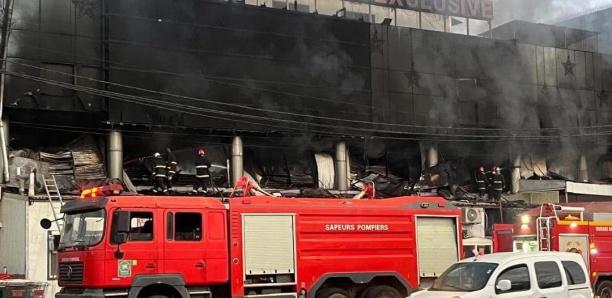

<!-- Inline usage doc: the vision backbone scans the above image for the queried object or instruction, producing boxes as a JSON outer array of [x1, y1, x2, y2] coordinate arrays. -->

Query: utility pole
[[0, 0, 14, 183]]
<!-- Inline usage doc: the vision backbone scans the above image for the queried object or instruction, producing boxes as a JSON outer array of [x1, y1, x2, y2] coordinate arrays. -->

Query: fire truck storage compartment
[[243, 214, 296, 277], [416, 217, 459, 277], [558, 234, 590, 268]]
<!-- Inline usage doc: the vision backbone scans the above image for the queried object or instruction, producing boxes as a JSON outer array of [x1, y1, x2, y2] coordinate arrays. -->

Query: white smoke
[[452, 0, 612, 36]]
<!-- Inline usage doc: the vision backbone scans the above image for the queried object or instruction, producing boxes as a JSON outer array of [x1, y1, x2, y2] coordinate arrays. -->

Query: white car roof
[[458, 251, 585, 265]]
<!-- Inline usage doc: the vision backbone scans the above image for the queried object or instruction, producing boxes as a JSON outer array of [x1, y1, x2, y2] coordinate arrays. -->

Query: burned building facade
[[5, 0, 612, 191]]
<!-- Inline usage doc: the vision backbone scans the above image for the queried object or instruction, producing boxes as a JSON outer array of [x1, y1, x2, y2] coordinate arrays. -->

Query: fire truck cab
[[41, 184, 464, 298], [513, 203, 612, 297]]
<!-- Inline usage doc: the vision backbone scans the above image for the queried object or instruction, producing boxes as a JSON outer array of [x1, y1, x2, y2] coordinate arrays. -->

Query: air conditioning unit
[[462, 208, 483, 224]]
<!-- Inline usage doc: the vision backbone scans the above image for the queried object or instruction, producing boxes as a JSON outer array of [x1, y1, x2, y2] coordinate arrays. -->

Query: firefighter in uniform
[[475, 166, 487, 198], [152, 152, 168, 194], [491, 166, 505, 201], [193, 149, 211, 194], [165, 147, 178, 191]]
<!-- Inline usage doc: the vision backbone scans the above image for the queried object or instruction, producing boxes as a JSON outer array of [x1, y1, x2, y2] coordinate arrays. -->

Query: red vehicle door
[[163, 209, 208, 284], [105, 208, 160, 286], [493, 224, 514, 252]]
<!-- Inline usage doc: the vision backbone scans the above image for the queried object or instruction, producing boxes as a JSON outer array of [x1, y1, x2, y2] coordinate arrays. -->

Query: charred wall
[[370, 25, 612, 133], [5, 0, 612, 182], [7, 0, 612, 138], [6, 0, 105, 115], [105, 0, 373, 134]]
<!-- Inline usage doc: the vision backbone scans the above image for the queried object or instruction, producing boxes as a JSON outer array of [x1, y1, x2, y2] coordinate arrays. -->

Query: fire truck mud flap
[[307, 272, 413, 298], [129, 274, 189, 298]]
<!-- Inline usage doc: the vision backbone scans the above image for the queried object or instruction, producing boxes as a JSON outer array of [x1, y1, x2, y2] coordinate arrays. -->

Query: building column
[[0, 118, 9, 183], [511, 154, 521, 194], [335, 141, 348, 191], [108, 130, 123, 180], [427, 142, 439, 167], [579, 155, 588, 182], [231, 136, 243, 187]]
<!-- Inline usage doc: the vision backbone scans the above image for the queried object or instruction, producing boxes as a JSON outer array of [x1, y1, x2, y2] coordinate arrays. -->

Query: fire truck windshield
[[429, 262, 498, 292], [59, 209, 105, 250]]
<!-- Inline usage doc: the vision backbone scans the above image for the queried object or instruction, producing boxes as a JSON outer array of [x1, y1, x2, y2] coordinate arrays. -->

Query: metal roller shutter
[[416, 217, 459, 277], [243, 214, 296, 275]]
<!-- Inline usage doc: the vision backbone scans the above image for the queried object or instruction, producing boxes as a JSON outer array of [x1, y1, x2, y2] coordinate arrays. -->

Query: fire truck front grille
[[59, 262, 84, 284]]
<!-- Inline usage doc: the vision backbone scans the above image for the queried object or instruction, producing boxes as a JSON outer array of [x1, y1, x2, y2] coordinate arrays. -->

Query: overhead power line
[[6, 68, 612, 143], [10, 41, 612, 135], [7, 59, 610, 138]]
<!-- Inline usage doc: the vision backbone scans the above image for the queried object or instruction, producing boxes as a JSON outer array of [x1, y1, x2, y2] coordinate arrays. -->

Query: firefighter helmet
[[154, 152, 161, 158], [198, 149, 205, 155]]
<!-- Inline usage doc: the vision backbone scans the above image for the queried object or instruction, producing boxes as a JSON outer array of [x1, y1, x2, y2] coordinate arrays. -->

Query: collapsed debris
[[7, 134, 107, 195]]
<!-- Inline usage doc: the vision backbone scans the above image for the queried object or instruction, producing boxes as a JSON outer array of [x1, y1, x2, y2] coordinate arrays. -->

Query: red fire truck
[[513, 203, 612, 297], [40, 178, 463, 298]]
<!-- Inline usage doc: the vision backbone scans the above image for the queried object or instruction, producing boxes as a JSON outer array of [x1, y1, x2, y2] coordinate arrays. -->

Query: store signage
[[346, 0, 494, 21]]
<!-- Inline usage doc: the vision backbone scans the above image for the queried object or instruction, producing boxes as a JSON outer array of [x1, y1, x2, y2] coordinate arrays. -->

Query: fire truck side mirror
[[40, 218, 52, 230], [113, 233, 128, 244], [113, 211, 131, 233]]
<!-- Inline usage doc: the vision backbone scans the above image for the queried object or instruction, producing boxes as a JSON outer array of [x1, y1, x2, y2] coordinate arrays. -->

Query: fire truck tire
[[596, 280, 612, 298], [364, 285, 401, 298], [315, 287, 350, 298], [358, 287, 374, 298]]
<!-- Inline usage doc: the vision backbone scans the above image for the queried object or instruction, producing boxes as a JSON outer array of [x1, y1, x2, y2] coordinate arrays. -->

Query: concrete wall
[[26, 201, 61, 298], [0, 195, 60, 298], [0, 195, 27, 275]]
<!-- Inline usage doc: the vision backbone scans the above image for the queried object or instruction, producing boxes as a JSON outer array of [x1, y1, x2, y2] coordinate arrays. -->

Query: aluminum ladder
[[43, 175, 65, 231], [536, 203, 586, 251], [536, 217, 552, 251]]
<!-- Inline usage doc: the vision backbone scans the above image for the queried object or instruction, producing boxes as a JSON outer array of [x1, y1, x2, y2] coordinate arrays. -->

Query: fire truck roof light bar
[[80, 184, 124, 199]]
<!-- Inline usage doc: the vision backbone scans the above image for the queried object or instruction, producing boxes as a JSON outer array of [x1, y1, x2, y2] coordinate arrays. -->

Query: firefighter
[[193, 149, 211, 194], [152, 152, 168, 194], [475, 166, 487, 198], [491, 166, 505, 201], [165, 147, 178, 191]]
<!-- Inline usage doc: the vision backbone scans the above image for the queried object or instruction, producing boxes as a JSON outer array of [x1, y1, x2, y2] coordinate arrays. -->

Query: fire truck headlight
[[521, 215, 530, 224], [591, 248, 598, 254], [570, 222, 577, 228]]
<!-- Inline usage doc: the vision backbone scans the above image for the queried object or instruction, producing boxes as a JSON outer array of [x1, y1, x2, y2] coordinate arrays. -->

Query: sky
[[452, 0, 612, 35]]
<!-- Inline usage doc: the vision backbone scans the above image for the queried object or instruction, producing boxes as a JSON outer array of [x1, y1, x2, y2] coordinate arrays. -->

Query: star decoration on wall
[[562, 55, 576, 76], [371, 29, 384, 54], [72, 0, 98, 19], [405, 62, 421, 88], [596, 88, 609, 102]]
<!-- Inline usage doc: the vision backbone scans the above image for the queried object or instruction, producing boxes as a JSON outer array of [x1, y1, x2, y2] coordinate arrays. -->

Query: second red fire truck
[[513, 202, 612, 297], [41, 178, 464, 298]]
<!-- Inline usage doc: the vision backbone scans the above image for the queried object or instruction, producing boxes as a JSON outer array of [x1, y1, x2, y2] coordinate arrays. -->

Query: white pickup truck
[[409, 251, 593, 298]]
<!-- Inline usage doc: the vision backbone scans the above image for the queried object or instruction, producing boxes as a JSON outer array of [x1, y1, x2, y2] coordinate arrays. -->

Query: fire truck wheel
[[365, 285, 401, 298], [597, 280, 612, 298], [315, 287, 350, 298]]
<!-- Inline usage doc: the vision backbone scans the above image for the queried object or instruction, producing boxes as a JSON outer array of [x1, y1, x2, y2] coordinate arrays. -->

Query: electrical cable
[[35, 71, 612, 140], [2, 69, 553, 140], [7, 59, 529, 133], [11, 122, 293, 149], [14, 122, 611, 153], [11, 42, 604, 132], [6, 62, 611, 141]]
